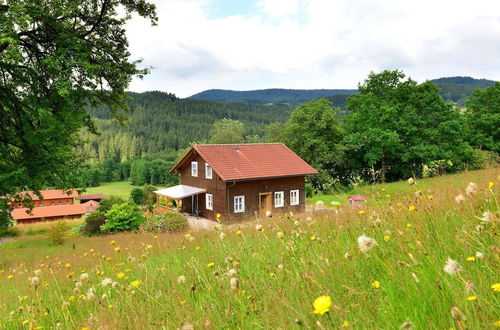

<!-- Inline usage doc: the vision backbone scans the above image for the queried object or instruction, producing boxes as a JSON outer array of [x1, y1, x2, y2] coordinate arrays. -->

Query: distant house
[[8, 189, 102, 223], [155, 143, 317, 220], [76, 194, 105, 203], [10, 189, 78, 208], [11, 201, 99, 224], [347, 195, 366, 208]]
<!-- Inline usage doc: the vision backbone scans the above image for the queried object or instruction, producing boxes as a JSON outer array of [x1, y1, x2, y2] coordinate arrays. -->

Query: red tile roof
[[16, 189, 79, 201], [76, 194, 105, 200], [348, 195, 366, 201], [172, 143, 318, 181], [11, 201, 99, 221]]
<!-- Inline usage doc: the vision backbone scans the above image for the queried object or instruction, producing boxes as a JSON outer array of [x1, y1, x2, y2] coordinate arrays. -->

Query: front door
[[259, 192, 271, 216]]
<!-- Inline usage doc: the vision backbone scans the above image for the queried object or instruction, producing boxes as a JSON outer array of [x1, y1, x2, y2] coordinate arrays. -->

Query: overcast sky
[[125, 0, 500, 97]]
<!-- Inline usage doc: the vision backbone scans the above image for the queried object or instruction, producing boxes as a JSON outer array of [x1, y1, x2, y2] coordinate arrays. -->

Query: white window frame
[[290, 189, 299, 206], [191, 161, 198, 177], [205, 163, 213, 179], [234, 195, 245, 213], [274, 191, 284, 208], [206, 193, 213, 210]]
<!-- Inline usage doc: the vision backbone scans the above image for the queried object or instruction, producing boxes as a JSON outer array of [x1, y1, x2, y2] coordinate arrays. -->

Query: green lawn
[[84, 181, 143, 199]]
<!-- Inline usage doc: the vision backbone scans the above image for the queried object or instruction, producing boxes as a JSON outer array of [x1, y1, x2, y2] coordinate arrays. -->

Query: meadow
[[85, 182, 140, 199], [0, 169, 498, 329]]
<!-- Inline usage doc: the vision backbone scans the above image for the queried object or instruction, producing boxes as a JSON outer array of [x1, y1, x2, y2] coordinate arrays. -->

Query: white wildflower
[[265, 210, 272, 217], [407, 177, 415, 185], [101, 278, 113, 287], [181, 323, 194, 330], [79, 273, 89, 281], [475, 251, 484, 259], [373, 218, 382, 227], [443, 258, 462, 275], [357, 235, 377, 253], [276, 231, 284, 239], [315, 200, 324, 208], [277, 264, 284, 271], [230, 277, 239, 290], [75, 281, 83, 289], [34, 269, 42, 276], [454, 194, 465, 203], [227, 268, 238, 277], [187, 236, 195, 242], [84, 287, 95, 300], [29, 276, 39, 286], [255, 224, 263, 231], [465, 182, 478, 196], [177, 275, 186, 284], [111, 281, 119, 288], [305, 216, 313, 223], [480, 211, 493, 222], [294, 220, 300, 227], [219, 232, 226, 239], [344, 252, 352, 259]]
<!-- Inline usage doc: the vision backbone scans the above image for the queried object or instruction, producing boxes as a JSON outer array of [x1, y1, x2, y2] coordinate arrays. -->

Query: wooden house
[[10, 189, 78, 208], [155, 143, 317, 220], [347, 195, 366, 208]]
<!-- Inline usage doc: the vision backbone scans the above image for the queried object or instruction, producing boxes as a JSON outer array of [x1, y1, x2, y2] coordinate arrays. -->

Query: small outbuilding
[[347, 195, 366, 208]]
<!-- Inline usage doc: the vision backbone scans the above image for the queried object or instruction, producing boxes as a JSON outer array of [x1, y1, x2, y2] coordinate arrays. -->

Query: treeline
[[81, 91, 291, 163]]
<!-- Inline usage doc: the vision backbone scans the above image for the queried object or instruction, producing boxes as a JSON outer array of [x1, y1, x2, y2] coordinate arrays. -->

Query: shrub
[[100, 203, 144, 233], [129, 188, 144, 205], [470, 149, 498, 170], [0, 226, 20, 238], [46, 221, 70, 245], [98, 195, 126, 213], [140, 212, 188, 233], [305, 183, 314, 198], [82, 211, 106, 236]]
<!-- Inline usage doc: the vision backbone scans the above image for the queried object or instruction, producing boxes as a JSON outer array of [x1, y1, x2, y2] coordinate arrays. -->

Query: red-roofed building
[[159, 143, 317, 220], [10, 189, 79, 208], [11, 201, 99, 223]]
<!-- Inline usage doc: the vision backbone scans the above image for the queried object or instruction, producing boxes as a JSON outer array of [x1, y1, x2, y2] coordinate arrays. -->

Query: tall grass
[[0, 169, 498, 329]]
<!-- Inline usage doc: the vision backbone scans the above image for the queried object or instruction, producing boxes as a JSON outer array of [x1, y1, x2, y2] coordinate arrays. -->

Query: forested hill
[[430, 76, 496, 106], [190, 88, 356, 105], [190, 77, 497, 107], [82, 91, 292, 162]]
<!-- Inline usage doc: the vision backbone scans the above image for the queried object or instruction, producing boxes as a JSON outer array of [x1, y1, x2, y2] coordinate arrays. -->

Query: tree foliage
[[465, 82, 500, 153], [344, 70, 473, 182], [209, 118, 245, 144], [283, 99, 345, 190], [100, 203, 144, 233], [0, 0, 157, 228]]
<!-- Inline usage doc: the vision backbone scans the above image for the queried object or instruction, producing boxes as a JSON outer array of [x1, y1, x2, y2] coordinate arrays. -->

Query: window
[[206, 193, 213, 210], [205, 163, 213, 179], [274, 191, 284, 208], [234, 195, 245, 213], [290, 189, 299, 206], [191, 161, 198, 177]]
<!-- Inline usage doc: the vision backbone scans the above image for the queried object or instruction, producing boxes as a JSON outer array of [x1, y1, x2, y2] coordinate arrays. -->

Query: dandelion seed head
[[79, 273, 89, 281], [465, 182, 478, 196], [255, 224, 263, 231], [444, 258, 462, 275], [230, 277, 239, 290], [101, 278, 113, 287], [480, 211, 493, 222], [34, 269, 42, 276], [276, 231, 284, 239], [357, 235, 377, 253], [455, 194, 465, 203], [177, 275, 186, 284]]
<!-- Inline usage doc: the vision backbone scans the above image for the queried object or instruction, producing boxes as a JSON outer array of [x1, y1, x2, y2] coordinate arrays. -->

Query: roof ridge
[[194, 143, 284, 146]]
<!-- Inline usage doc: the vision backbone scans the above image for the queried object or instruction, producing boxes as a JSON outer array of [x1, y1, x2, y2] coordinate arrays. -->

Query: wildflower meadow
[[0, 168, 498, 329]]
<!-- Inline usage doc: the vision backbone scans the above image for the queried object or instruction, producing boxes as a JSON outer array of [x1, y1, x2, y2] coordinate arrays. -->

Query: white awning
[[154, 185, 207, 199]]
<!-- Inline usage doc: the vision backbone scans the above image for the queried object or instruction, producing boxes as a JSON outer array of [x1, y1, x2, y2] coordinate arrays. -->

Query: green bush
[[129, 188, 144, 205], [305, 183, 314, 198], [98, 195, 126, 213], [82, 211, 106, 236], [101, 203, 144, 233], [46, 221, 70, 245], [0, 226, 20, 238], [470, 149, 498, 169], [140, 212, 188, 233]]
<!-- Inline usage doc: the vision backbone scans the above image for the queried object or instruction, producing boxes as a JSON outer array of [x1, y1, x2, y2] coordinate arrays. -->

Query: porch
[[154, 185, 207, 216]]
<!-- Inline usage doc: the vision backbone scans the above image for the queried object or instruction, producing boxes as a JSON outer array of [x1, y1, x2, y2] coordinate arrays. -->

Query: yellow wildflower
[[110, 240, 115, 245], [408, 205, 416, 212], [116, 272, 125, 279], [107, 305, 114, 309], [384, 235, 390, 242], [406, 223, 412, 228], [491, 283, 500, 292], [7, 274, 13, 279], [385, 194, 391, 198], [342, 320, 350, 327], [216, 213, 221, 219], [195, 246, 201, 250], [235, 230, 242, 235], [312, 295, 332, 315], [488, 181, 494, 189], [427, 195, 433, 200], [114, 247, 120, 252], [358, 210, 365, 215], [207, 262, 215, 267], [147, 244, 153, 249], [371, 280, 380, 288], [130, 280, 141, 287], [65, 263, 71, 268], [310, 235, 316, 241], [494, 320, 500, 327], [467, 296, 477, 301], [22, 320, 29, 325], [184, 233, 191, 238], [153, 235, 158, 239], [466, 256, 475, 262]]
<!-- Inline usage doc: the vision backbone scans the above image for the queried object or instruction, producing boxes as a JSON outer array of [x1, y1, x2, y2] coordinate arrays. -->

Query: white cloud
[[126, 0, 500, 97]]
